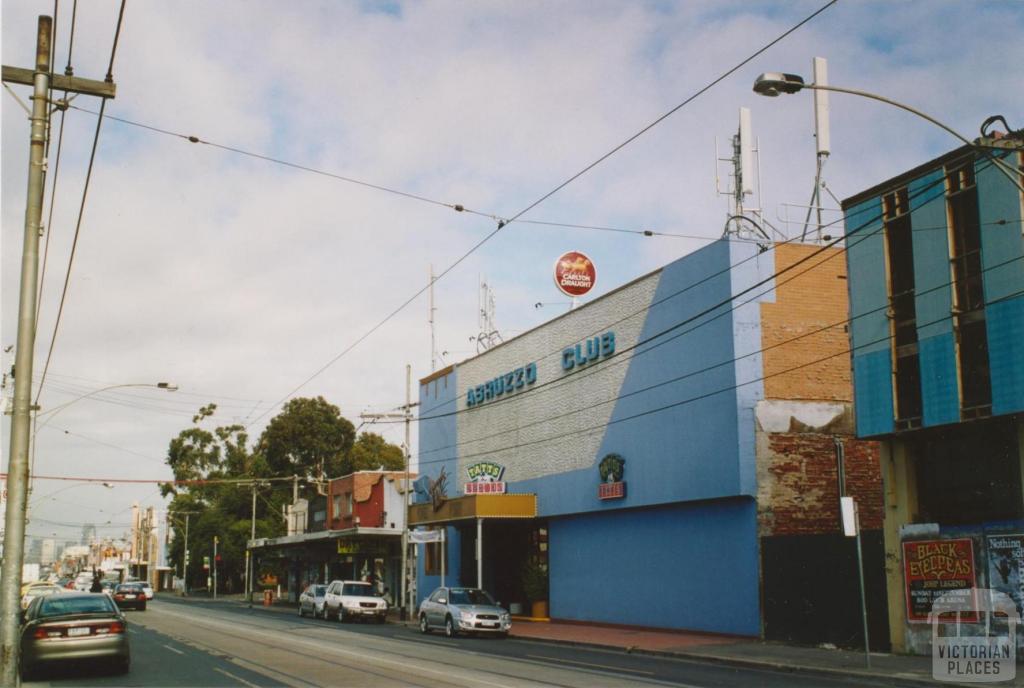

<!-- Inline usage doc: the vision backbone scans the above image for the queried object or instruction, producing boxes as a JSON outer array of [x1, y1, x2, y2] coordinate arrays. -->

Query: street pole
[[213, 536, 218, 599], [1, 18, 116, 684], [403, 364, 411, 621], [183, 513, 190, 595], [0, 19, 52, 685], [246, 483, 256, 605]]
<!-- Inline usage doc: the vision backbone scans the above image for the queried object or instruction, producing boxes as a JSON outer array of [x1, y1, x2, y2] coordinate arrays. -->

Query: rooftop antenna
[[716, 107, 779, 241], [474, 276, 502, 353], [803, 56, 831, 242]]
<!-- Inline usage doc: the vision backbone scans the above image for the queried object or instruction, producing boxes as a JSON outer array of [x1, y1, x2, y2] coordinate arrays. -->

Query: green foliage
[[521, 560, 548, 602], [257, 396, 355, 479], [348, 432, 405, 473]]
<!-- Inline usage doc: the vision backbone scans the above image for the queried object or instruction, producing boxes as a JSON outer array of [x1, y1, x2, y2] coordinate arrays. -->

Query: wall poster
[[987, 533, 1024, 616], [902, 538, 977, 622]]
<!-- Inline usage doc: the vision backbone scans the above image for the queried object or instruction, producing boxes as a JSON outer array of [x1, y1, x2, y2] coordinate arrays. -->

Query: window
[[332, 495, 341, 520], [883, 188, 923, 425], [424, 533, 443, 575], [344, 492, 353, 516], [429, 588, 446, 603], [946, 160, 992, 414]]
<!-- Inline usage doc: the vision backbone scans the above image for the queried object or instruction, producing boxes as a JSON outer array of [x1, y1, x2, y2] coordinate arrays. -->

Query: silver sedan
[[418, 587, 511, 637], [298, 584, 327, 619]]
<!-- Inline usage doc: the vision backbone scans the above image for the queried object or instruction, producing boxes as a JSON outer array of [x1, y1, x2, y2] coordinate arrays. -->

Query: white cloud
[[3, 0, 1022, 535]]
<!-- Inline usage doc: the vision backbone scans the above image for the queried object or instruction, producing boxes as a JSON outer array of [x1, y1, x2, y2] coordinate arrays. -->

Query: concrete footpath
[[507, 617, 1021, 687], [174, 595, 1021, 687]]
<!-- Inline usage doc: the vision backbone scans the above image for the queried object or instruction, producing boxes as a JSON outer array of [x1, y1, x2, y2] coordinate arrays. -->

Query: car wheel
[[298, 605, 305, 617], [338, 609, 346, 623], [140, 603, 146, 612], [419, 614, 430, 634], [444, 616, 457, 638], [313, 605, 320, 619], [113, 656, 130, 675]]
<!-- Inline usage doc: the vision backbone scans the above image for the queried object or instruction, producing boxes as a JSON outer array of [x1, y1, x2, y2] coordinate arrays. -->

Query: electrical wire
[[412, 284, 1024, 471], [35, 1, 126, 403]]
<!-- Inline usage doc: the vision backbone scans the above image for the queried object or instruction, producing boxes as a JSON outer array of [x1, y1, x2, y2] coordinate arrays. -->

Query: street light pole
[[752, 72, 1024, 194]]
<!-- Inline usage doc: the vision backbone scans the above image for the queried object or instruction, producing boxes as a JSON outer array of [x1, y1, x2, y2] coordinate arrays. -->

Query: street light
[[751, 72, 1024, 194]]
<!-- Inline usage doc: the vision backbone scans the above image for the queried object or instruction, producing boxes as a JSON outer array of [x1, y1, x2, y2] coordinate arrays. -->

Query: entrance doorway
[[457, 520, 547, 611]]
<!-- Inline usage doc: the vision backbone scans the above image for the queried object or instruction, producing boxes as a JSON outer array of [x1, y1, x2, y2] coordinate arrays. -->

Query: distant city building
[[40, 538, 56, 565], [81, 523, 97, 544]]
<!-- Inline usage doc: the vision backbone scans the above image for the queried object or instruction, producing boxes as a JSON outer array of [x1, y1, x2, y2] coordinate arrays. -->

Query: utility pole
[[358, 365, 418, 620], [0, 17, 115, 685], [245, 482, 259, 605], [213, 536, 218, 599]]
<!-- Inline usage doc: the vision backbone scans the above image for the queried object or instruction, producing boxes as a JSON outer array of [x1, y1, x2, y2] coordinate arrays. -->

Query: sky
[[3, 0, 1022, 545]]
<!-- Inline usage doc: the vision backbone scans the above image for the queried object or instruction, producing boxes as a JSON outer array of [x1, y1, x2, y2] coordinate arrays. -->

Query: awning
[[408, 493, 537, 526]]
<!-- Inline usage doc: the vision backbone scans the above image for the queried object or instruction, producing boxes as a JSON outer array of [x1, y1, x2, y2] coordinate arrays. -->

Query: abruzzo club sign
[[466, 362, 537, 407]]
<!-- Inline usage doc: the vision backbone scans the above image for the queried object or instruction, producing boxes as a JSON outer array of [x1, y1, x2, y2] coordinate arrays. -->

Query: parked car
[[298, 584, 328, 619], [323, 580, 387, 622], [140, 582, 154, 600], [19, 591, 130, 680], [100, 580, 117, 596], [418, 587, 511, 638], [112, 583, 147, 611], [21, 584, 64, 610]]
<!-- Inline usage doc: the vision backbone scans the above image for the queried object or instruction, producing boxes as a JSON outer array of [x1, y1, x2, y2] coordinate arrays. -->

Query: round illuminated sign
[[554, 251, 596, 297]]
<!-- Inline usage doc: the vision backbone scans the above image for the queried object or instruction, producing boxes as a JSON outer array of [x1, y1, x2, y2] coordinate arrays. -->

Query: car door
[[427, 588, 447, 626], [325, 582, 339, 614]]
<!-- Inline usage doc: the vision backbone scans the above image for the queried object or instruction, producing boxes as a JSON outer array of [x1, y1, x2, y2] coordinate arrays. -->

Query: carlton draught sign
[[554, 251, 596, 297]]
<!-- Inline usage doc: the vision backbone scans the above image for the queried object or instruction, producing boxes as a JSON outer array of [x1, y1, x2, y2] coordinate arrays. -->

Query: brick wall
[[758, 430, 883, 537], [761, 243, 852, 401]]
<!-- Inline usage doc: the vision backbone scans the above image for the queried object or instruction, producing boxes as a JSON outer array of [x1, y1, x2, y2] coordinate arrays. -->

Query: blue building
[[412, 238, 885, 643], [842, 138, 1024, 654]]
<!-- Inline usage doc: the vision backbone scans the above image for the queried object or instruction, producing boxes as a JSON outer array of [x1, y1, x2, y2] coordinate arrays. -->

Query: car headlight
[[459, 611, 474, 622], [501, 613, 511, 621]]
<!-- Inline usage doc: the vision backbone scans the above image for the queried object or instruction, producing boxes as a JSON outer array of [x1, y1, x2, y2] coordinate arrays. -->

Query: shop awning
[[408, 493, 537, 526]]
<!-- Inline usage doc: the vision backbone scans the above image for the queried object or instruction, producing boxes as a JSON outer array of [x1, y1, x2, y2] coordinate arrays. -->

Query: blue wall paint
[[918, 334, 960, 426], [730, 242, 775, 496], [987, 297, 1024, 415], [845, 196, 890, 357], [853, 350, 894, 437], [976, 153, 1024, 415], [549, 499, 760, 635], [418, 370, 459, 500], [910, 170, 954, 340]]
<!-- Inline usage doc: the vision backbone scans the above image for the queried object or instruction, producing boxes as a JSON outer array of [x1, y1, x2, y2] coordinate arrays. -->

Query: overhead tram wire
[[36, 0, 78, 326], [414, 251, 1024, 459], [35, 0, 127, 403], [387, 157, 1008, 431], [243, 1, 837, 427], [63, 3, 837, 429], [413, 284, 1024, 471]]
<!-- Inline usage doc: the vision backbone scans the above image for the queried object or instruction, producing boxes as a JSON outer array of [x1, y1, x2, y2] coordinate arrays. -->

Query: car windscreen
[[39, 596, 114, 617], [116, 584, 143, 592], [449, 589, 495, 606], [313, 585, 327, 596], [342, 584, 375, 596]]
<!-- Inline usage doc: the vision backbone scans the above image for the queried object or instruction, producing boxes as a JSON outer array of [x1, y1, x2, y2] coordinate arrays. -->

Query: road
[[24, 597, 901, 687]]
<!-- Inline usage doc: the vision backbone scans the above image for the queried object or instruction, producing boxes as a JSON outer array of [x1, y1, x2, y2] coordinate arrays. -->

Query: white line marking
[[526, 654, 656, 676], [162, 643, 185, 655], [214, 667, 261, 688]]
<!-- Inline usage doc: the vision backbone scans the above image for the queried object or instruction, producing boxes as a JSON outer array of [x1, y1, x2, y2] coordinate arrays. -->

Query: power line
[[413, 285, 1024, 471], [244, 1, 837, 427], [35, 1, 127, 404]]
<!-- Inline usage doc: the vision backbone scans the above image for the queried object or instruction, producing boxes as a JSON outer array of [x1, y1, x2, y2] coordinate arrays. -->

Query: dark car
[[112, 583, 147, 611], [20, 592, 130, 680]]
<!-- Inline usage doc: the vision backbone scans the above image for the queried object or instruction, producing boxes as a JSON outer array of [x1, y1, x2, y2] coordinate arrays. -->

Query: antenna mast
[[475, 276, 502, 353], [718, 107, 776, 241], [802, 56, 831, 242], [429, 264, 438, 371]]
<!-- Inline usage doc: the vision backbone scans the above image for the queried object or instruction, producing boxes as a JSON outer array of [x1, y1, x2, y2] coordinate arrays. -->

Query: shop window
[[883, 188, 923, 426], [946, 160, 992, 414], [424, 538, 443, 575]]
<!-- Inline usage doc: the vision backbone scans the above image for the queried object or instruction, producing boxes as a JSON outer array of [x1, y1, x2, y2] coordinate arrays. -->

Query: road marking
[[162, 643, 185, 655], [214, 667, 261, 688], [526, 654, 655, 676]]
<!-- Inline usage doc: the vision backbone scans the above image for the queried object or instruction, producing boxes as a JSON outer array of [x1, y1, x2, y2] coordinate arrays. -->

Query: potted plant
[[521, 560, 549, 619]]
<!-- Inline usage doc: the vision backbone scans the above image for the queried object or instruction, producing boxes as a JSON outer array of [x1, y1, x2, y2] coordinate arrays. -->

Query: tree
[[348, 432, 405, 472], [258, 396, 355, 479]]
